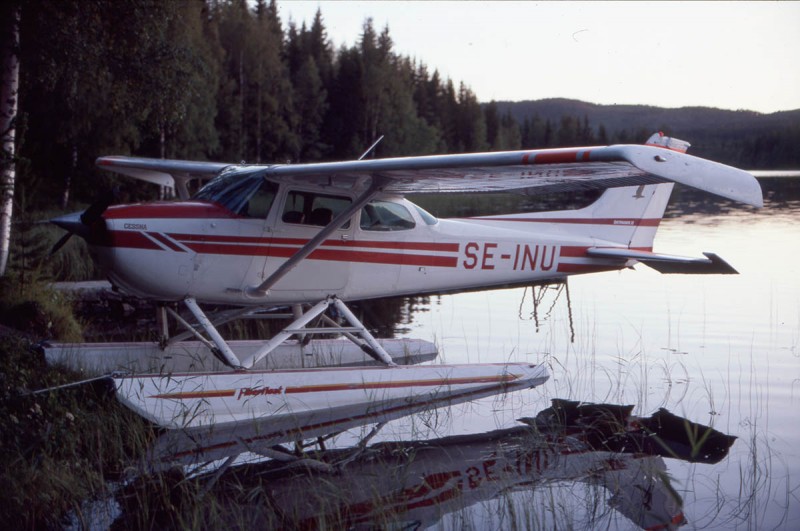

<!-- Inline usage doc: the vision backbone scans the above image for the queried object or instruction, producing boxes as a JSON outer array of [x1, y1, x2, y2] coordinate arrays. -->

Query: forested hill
[[491, 99, 800, 170]]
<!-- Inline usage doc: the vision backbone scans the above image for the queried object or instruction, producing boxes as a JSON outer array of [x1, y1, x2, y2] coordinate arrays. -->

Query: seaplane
[[47, 133, 762, 430]]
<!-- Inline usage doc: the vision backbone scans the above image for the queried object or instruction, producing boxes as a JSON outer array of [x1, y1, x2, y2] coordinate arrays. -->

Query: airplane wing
[[96, 156, 231, 199], [96, 137, 763, 207], [261, 141, 762, 207]]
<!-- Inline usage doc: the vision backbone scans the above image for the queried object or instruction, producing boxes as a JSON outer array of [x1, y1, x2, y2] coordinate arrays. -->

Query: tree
[[214, 0, 296, 163], [0, 0, 20, 276], [454, 82, 488, 152], [286, 10, 333, 160]]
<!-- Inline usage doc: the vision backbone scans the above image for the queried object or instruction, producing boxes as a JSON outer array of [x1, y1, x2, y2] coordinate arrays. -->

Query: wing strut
[[245, 176, 389, 298], [358, 135, 384, 160]]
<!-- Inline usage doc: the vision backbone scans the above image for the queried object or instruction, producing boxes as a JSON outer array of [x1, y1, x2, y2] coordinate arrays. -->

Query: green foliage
[[0, 203, 91, 340], [0, 335, 153, 529], [0, 274, 83, 341], [15, 0, 504, 212]]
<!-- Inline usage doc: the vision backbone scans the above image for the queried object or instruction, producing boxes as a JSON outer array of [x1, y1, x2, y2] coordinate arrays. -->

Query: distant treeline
[[14, 0, 799, 210], [495, 99, 800, 171]]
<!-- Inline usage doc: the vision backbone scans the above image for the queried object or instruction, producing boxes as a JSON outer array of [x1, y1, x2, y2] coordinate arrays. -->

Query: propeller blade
[[80, 187, 118, 225], [49, 188, 118, 253], [48, 232, 74, 256]]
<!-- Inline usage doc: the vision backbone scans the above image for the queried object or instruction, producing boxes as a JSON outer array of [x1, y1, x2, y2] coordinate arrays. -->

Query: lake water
[[120, 179, 799, 529], [317, 178, 799, 529]]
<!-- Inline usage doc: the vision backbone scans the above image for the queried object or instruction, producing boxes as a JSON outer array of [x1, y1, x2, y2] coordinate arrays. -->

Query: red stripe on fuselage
[[559, 246, 653, 259], [106, 229, 459, 267], [559, 246, 589, 258], [170, 233, 459, 253], [556, 263, 622, 274], [182, 241, 458, 268], [147, 232, 185, 252], [472, 217, 662, 227], [104, 201, 236, 220], [109, 231, 162, 250]]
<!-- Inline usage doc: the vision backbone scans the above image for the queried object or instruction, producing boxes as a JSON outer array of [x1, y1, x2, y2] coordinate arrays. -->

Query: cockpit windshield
[[194, 170, 276, 216]]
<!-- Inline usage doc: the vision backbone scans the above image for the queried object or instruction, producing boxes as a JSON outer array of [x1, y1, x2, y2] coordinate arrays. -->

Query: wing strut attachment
[[245, 176, 389, 298]]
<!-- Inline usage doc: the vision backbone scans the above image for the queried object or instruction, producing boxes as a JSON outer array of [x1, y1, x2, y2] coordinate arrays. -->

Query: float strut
[[240, 296, 396, 369], [183, 297, 244, 369]]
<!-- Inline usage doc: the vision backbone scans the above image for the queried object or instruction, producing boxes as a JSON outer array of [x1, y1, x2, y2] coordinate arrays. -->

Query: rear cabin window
[[360, 201, 416, 231], [282, 190, 352, 227]]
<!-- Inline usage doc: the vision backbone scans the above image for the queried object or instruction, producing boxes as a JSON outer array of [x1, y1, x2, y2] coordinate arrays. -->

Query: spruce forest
[[11, 0, 800, 211]]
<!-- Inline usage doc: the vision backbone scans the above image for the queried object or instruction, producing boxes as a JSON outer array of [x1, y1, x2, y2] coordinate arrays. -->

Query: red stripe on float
[[152, 389, 236, 399], [153, 374, 521, 400], [284, 374, 520, 394]]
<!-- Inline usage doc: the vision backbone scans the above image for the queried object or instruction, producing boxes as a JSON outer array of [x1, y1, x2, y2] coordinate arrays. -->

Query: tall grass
[[0, 336, 153, 529]]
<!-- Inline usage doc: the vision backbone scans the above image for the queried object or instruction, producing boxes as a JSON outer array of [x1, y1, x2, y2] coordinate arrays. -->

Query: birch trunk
[[0, 2, 20, 276]]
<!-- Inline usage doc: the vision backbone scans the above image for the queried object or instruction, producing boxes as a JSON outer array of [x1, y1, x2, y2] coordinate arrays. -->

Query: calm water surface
[[123, 180, 798, 529], [361, 179, 799, 529]]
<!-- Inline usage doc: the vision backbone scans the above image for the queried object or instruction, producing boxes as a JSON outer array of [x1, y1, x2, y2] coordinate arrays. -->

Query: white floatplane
[[49, 133, 762, 429]]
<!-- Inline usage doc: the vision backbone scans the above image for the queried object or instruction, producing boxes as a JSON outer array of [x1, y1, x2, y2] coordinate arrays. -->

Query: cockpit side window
[[282, 190, 352, 228], [193, 171, 274, 217], [413, 204, 438, 226], [360, 201, 416, 231], [240, 180, 278, 218]]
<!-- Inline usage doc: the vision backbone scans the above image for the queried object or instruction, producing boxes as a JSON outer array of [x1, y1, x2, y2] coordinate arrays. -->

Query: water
[[122, 178, 799, 529], [380, 178, 799, 529]]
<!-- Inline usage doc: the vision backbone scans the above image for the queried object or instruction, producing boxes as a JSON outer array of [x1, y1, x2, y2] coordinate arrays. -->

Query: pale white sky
[[276, 1, 800, 113]]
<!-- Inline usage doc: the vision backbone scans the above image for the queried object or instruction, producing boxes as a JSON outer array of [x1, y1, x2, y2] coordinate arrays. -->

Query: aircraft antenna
[[358, 135, 384, 160]]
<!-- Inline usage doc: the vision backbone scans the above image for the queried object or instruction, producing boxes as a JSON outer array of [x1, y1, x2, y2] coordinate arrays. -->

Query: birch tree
[[0, 1, 20, 276]]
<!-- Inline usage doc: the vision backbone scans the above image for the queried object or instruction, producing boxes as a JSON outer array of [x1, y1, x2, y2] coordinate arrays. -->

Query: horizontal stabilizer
[[587, 248, 738, 274]]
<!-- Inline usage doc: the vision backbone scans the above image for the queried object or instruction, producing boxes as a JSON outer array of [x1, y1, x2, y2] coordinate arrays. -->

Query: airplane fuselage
[[94, 194, 633, 305]]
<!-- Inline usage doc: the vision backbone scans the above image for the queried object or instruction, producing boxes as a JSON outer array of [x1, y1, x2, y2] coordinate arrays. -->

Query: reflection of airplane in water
[[123, 400, 735, 530]]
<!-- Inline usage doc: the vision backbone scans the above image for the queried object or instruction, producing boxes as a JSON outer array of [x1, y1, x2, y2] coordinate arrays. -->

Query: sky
[[275, 1, 800, 114]]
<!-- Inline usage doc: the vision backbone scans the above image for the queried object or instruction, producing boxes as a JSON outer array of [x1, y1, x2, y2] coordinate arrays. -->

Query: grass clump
[[0, 275, 83, 342], [0, 262, 151, 528], [0, 334, 153, 529]]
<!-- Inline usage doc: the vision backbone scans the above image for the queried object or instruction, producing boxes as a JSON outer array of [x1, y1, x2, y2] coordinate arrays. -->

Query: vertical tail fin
[[581, 183, 674, 249], [471, 182, 674, 250]]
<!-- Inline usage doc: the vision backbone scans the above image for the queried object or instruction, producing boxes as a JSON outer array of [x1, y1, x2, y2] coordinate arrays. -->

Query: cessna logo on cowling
[[238, 386, 283, 399]]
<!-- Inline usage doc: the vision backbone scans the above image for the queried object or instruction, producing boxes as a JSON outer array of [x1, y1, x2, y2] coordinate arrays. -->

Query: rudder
[[576, 183, 674, 249]]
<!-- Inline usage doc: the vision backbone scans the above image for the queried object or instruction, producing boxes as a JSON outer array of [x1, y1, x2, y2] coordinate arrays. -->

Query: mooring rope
[[19, 372, 125, 398]]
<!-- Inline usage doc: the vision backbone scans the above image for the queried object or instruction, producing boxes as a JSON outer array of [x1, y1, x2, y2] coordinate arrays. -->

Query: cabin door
[[266, 188, 354, 295]]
